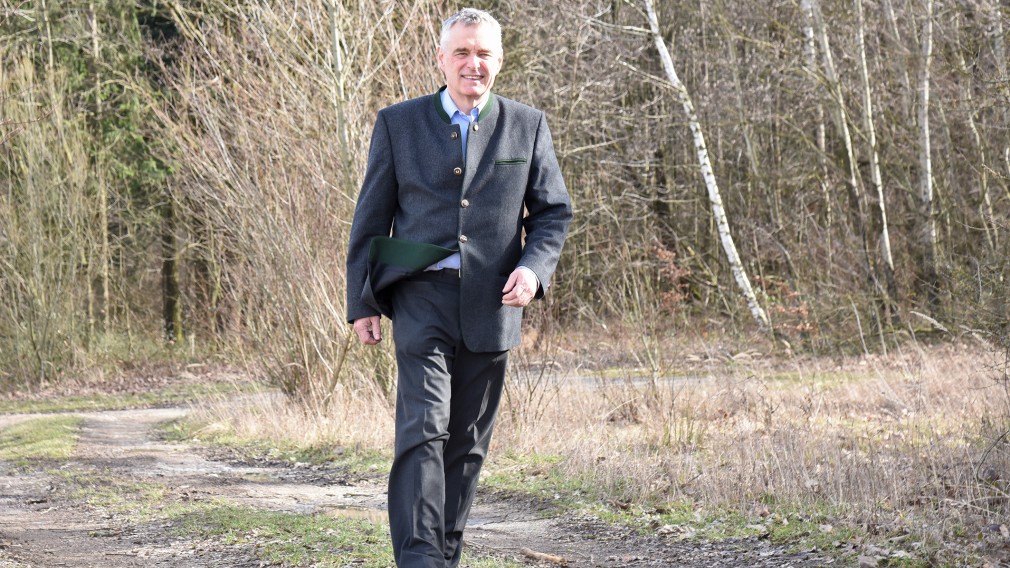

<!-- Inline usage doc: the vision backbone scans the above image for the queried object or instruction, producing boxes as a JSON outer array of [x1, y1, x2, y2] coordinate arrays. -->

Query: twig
[[520, 548, 569, 566]]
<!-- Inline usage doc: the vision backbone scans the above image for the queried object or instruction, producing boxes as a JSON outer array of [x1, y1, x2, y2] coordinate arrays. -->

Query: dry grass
[[185, 387, 395, 452], [185, 330, 1010, 558]]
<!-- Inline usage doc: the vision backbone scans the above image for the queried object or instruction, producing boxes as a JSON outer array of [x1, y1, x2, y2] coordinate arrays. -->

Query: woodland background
[[1, 0, 1009, 396]]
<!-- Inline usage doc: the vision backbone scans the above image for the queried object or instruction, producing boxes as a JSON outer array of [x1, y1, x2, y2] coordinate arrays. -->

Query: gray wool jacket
[[345, 87, 573, 353]]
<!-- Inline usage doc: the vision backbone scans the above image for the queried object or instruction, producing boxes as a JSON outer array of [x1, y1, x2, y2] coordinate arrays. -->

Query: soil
[[0, 407, 838, 567]]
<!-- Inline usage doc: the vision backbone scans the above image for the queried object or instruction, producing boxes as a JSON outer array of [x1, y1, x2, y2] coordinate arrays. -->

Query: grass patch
[[174, 502, 522, 568], [176, 504, 391, 566], [0, 416, 81, 465], [481, 451, 603, 512], [478, 449, 916, 564], [51, 467, 519, 567], [173, 502, 520, 567]]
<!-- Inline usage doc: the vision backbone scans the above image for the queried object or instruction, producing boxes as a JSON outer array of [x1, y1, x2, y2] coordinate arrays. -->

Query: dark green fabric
[[361, 237, 456, 317], [368, 236, 456, 270]]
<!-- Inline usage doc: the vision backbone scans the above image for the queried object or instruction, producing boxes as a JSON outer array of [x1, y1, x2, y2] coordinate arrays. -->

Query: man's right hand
[[353, 316, 382, 345]]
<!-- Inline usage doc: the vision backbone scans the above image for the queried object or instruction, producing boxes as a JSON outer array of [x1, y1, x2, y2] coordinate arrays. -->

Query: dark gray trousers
[[389, 271, 508, 568]]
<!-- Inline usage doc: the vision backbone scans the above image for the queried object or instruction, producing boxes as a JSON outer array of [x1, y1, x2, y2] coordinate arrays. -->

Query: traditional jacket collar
[[433, 86, 495, 124]]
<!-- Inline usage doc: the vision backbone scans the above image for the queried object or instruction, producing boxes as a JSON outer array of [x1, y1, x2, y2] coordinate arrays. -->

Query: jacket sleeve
[[518, 112, 573, 298], [345, 112, 398, 322]]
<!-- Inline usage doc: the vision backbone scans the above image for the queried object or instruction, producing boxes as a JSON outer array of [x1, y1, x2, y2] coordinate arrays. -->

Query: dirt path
[[0, 409, 834, 567]]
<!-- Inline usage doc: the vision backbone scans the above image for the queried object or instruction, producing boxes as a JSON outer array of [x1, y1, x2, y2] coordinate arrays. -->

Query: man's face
[[437, 22, 503, 109]]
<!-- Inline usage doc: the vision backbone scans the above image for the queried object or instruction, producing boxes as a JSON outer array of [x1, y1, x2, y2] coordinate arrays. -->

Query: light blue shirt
[[426, 91, 538, 290], [426, 91, 485, 272], [442, 89, 483, 160]]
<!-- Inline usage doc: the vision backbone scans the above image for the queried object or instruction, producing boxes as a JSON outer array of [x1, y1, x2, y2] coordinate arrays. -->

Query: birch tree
[[918, 0, 940, 313], [804, 0, 871, 256], [643, 0, 771, 332], [881, 0, 913, 120], [799, 0, 832, 238], [855, 0, 898, 321], [327, 0, 355, 198], [952, 12, 998, 250]]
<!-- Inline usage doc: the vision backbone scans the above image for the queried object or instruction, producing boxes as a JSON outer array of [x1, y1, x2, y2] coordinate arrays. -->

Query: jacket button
[[453, 167, 462, 176], [473, 123, 479, 132], [450, 131, 459, 140], [459, 235, 468, 243], [461, 199, 470, 208]]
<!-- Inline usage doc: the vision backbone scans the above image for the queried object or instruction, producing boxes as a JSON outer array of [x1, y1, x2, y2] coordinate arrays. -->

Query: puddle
[[321, 504, 387, 523]]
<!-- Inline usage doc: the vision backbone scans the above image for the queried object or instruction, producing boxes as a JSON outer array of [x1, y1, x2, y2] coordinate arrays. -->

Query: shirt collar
[[440, 89, 486, 121]]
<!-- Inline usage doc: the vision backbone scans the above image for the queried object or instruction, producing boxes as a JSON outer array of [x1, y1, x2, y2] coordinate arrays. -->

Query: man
[[345, 7, 572, 568]]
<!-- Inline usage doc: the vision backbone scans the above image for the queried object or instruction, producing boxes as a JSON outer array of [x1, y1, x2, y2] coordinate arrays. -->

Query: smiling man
[[344, 7, 572, 568]]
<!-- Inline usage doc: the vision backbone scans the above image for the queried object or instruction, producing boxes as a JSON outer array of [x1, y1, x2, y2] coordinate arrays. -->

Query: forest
[[1, 0, 1008, 393]]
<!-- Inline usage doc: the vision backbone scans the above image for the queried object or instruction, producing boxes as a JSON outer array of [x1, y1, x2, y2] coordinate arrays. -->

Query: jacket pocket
[[494, 158, 527, 165]]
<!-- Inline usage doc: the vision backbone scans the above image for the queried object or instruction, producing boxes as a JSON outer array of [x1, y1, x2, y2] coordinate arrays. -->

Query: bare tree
[[855, 0, 898, 322], [805, 0, 874, 269], [800, 0, 832, 241], [918, 0, 940, 313], [643, 0, 771, 332], [88, 0, 111, 335], [881, 0, 914, 120]]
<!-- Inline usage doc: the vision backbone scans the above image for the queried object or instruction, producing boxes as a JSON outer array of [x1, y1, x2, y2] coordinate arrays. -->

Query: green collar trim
[[434, 88, 451, 123], [433, 86, 495, 124]]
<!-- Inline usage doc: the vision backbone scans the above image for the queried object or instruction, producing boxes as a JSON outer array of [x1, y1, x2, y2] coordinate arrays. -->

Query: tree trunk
[[806, 0, 879, 305], [162, 195, 182, 343], [327, 0, 355, 199], [799, 0, 833, 270], [918, 0, 940, 314], [89, 1, 111, 334], [954, 40, 997, 250], [882, 0, 913, 120], [855, 0, 898, 323], [990, 1, 1010, 206], [643, 0, 771, 332]]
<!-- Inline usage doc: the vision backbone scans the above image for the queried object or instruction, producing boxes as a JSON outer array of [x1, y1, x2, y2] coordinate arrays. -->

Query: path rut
[[0, 408, 833, 567]]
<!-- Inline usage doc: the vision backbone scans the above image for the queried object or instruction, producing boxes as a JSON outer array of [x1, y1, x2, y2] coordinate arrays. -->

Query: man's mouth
[[462, 74, 484, 81]]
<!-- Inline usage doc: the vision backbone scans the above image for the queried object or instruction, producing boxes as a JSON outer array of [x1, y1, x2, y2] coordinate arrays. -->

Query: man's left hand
[[502, 267, 538, 307]]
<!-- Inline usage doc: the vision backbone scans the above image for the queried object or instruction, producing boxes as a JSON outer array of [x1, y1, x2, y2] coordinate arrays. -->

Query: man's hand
[[353, 316, 382, 345], [502, 267, 538, 307]]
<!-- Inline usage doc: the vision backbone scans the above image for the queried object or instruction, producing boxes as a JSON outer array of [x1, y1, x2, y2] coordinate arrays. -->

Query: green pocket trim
[[494, 158, 527, 165], [367, 237, 456, 270]]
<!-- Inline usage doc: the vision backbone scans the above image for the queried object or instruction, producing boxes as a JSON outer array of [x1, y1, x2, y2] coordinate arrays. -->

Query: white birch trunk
[[991, 1, 1010, 203], [643, 0, 770, 332], [918, 0, 939, 312], [327, 0, 355, 198], [800, 0, 832, 235], [807, 0, 880, 302], [806, 0, 863, 216], [882, 0, 913, 119], [855, 0, 898, 311]]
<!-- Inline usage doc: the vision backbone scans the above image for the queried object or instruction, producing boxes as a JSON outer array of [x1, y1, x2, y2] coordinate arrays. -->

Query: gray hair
[[439, 8, 502, 52]]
